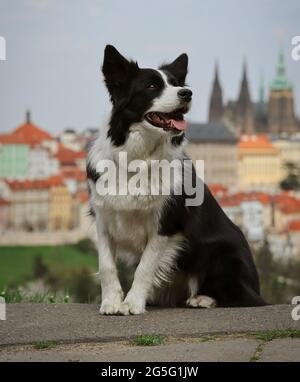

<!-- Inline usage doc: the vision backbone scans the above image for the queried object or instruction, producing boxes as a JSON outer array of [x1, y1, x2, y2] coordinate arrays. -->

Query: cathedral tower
[[235, 61, 255, 134], [208, 62, 224, 123], [268, 49, 296, 135]]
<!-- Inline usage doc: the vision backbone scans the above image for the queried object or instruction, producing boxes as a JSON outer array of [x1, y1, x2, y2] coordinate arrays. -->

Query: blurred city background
[[0, 0, 300, 304]]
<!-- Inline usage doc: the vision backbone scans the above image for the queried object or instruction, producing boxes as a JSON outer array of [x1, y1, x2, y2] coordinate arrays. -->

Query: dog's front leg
[[95, 211, 124, 315], [119, 235, 167, 315]]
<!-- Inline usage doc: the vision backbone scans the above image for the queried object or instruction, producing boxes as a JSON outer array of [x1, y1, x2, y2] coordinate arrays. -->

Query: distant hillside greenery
[[253, 242, 300, 305], [0, 239, 299, 304], [0, 239, 134, 303], [0, 241, 98, 290]]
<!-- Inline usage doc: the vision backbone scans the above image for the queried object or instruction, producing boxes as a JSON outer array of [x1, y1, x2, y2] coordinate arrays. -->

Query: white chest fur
[[88, 124, 185, 266]]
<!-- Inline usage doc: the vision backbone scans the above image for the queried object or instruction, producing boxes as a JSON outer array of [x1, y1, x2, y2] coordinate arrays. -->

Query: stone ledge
[[0, 304, 299, 346]]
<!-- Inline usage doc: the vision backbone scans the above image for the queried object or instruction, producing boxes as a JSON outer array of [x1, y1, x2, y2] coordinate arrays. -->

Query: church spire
[[26, 110, 31, 124], [236, 60, 255, 134], [208, 61, 224, 123], [270, 48, 292, 91], [238, 60, 251, 104], [259, 72, 265, 105], [277, 48, 285, 77]]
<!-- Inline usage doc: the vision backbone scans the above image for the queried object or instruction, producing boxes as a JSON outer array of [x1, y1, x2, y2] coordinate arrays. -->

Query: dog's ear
[[102, 45, 138, 104], [159, 53, 188, 86]]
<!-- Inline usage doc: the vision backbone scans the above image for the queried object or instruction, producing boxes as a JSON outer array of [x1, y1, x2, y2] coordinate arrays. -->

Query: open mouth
[[145, 107, 188, 132]]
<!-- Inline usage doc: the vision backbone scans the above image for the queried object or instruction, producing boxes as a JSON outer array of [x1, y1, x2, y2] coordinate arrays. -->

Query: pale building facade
[[28, 147, 59, 179], [273, 137, 300, 178], [238, 135, 282, 190], [186, 123, 238, 189]]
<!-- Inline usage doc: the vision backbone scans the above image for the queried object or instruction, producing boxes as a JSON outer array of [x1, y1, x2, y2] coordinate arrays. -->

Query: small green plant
[[47, 295, 56, 303], [1, 288, 23, 303], [250, 342, 265, 362], [199, 335, 216, 342], [33, 341, 58, 350], [253, 328, 300, 342], [130, 335, 165, 346]]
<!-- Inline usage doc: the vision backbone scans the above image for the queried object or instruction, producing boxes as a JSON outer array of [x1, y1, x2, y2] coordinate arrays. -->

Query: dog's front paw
[[99, 291, 123, 315], [118, 295, 146, 315]]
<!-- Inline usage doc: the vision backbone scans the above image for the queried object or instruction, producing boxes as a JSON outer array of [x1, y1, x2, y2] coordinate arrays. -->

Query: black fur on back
[[159, 165, 265, 307]]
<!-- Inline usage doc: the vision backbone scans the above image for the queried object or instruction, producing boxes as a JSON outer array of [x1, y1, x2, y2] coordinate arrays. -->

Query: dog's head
[[102, 45, 192, 146]]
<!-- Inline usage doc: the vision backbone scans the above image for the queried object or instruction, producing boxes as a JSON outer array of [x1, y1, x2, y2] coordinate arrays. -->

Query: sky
[[0, 0, 299, 134]]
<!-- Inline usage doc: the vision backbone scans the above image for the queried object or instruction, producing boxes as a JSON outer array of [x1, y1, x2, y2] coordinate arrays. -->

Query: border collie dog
[[87, 45, 265, 315]]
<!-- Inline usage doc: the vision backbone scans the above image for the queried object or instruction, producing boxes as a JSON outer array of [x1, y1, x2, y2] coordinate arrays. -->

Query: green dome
[[270, 49, 293, 92]]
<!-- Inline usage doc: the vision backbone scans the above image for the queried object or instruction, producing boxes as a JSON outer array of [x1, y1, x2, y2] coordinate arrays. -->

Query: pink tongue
[[169, 119, 187, 131]]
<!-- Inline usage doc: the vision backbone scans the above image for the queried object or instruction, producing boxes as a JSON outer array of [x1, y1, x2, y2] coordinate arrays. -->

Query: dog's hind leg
[[185, 276, 217, 308]]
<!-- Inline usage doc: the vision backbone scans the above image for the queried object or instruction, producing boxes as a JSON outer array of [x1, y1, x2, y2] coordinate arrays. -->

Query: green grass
[[130, 335, 165, 346], [0, 245, 97, 290], [249, 329, 300, 362], [1, 289, 70, 303], [253, 328, 300, 341], [250, 342, 265, 362], [199, 335, 216, 342], [33, 341, 58, 350]]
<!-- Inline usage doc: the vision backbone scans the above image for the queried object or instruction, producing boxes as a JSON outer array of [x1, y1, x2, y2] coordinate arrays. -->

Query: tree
[[280, 162, 300, 191], [68, 268, 99, 303], [254, 240, 287, 304], [33, 255, 49, 279]]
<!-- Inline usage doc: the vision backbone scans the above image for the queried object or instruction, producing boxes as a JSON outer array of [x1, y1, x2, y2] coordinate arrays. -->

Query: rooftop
[[0, 111, 52, 146], [55, 144, 86, 166], [288, 220, 300, 232], [62, 168, 86, 181], [270, 49, 293, 92], [186, 122, 237, 143], [5, 175, 64, 191], [238, 134, 279, 153]]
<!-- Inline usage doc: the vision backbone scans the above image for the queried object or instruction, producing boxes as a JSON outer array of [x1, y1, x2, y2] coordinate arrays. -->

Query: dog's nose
[[178, 88, 192, 102]]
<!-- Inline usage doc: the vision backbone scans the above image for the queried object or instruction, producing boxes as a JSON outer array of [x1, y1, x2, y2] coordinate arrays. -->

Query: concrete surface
[[0, 304, 298, 346], [0, 339, 260, 362], [0, 303, 299, 362], [259, 338, 300, 362]]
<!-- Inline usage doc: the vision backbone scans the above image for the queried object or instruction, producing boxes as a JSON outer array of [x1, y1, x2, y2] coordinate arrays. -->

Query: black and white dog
[[87, 45, 265, 315]]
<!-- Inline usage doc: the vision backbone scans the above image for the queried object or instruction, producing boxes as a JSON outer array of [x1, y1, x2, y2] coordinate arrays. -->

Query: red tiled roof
[[273, 193, 300, 214], [0, 198, 11, 206], [78, 191, 89, 203], [55, 144, 86, 166], [219, 191, 300, 213], [238, 134, 279, 154], [288, 220, 300, 232], [209, 184, 228, 197], [242, 192, 271, 205], [278, 203, 300, 215], [0, 121, 52, 146], [62, 168, 86, 181], [0, 134, 22, 144], [5, 175, 64, 191], [219, 197, 240, 207], [218, 191, 272, 208], [13, 122, 52, 141], [219, 194, 244, 207]]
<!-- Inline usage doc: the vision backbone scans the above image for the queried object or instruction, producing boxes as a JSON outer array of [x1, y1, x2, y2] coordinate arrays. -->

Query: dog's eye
[[147, 83, 157, 89]]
